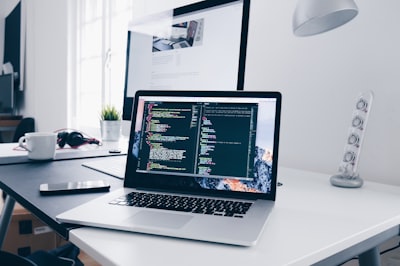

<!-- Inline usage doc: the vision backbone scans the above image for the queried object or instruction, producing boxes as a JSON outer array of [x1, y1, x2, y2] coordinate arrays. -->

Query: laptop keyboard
[[109, 192, 252, 218]]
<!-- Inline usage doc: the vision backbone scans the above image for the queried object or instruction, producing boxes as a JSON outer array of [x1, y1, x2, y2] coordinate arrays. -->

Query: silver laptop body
[[57, 90, 282, 246]]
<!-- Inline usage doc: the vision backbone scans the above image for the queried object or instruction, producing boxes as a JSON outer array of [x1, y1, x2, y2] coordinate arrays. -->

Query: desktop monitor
[[4, 2, 22, 91], [122, 0, 250, 121], [0, 74, 14, 114]]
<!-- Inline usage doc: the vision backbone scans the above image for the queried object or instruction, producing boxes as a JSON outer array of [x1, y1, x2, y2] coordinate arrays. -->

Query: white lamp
[[293, 0, 358, 37]]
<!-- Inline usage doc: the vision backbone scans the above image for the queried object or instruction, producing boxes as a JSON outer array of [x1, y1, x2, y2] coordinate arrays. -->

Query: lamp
[[293, 0, 358, 37]]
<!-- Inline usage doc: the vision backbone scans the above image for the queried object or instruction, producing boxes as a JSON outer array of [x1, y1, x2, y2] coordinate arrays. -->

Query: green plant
[[100, 105, 121, 121]]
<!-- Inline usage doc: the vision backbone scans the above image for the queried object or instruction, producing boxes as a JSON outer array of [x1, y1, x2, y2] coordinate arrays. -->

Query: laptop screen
[[125, 90, 281, 200]]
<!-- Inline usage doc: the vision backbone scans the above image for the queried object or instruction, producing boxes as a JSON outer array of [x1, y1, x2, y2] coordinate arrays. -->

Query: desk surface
[[2, 154, 400, 265], [0, 156, 125, 239], [0, 140, 128, 165], [0, 116, 22, 132], [68, 168, 400, 266]]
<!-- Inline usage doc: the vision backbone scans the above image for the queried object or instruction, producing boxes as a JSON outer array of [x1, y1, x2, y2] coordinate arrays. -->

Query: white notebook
[[82, 156, 127, 179]]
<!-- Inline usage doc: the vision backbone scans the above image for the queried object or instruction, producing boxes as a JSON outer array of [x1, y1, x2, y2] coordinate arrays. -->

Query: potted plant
[[100, 105, 121, 141]]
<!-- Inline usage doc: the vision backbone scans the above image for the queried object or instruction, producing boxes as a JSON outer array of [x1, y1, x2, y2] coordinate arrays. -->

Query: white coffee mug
[[18, 132, 57, 160]]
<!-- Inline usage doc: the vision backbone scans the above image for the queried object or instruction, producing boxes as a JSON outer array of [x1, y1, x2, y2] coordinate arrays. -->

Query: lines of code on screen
[[137, 101, 257, 180]]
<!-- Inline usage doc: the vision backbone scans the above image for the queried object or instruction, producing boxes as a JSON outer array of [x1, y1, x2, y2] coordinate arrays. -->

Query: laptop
[[57, 90, 282, 246]]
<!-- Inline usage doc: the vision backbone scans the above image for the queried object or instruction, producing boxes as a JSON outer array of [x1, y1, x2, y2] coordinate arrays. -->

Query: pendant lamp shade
[[293, 0, 358, 37]]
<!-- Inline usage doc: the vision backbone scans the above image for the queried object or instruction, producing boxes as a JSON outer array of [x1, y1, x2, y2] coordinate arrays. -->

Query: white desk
[[0, 140, 128, 165], [68, 167, 400, 266]]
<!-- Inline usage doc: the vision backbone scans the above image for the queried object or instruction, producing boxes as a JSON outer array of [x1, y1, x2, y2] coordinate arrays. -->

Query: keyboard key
[[109, 192, 253, 218]]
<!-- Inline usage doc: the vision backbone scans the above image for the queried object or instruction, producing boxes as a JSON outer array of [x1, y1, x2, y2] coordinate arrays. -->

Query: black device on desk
[[0, 74, 14, 115], [39, 180, 110, 195]]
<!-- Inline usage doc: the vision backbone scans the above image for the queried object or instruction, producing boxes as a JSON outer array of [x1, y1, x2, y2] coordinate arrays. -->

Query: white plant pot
[[100, 120, 121, 141]]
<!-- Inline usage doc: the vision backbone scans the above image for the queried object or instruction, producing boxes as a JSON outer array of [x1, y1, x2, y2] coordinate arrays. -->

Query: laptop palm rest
[[126, 211, 193, 229]]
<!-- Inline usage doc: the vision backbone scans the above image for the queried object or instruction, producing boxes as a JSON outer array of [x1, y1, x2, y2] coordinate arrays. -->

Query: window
[[74, 0, 134, 135], [74, 0, 199, 136]]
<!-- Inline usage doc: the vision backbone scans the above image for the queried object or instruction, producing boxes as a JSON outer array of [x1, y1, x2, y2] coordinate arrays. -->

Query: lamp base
[[330, 174, 363, 188]]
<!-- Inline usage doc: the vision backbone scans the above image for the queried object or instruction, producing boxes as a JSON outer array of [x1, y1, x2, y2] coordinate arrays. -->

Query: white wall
[[22, 0, 71, 132], [24, 0, 400, 186], [245, 0, 400, 185]]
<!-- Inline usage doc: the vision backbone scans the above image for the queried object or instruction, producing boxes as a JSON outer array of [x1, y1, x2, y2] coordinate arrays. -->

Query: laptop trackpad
[[127, 211, 193, 229]]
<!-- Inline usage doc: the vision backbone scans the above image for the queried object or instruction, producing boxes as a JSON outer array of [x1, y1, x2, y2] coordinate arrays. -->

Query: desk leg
[[358, 247, 380, 266], [0, 195, 16, 249]]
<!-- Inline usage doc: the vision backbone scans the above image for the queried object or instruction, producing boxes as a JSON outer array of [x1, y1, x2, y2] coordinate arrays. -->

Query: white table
[[68, 167, 400, 266], [0, 140, 128, 165]]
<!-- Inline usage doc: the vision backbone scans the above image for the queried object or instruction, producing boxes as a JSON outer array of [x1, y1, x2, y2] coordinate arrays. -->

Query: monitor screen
[[122, 0, 250, 120], [0, 74, 14, 114], [4, 2, 21, 91]]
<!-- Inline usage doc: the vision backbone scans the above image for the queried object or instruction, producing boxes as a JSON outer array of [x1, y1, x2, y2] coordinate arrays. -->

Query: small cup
[[18, 132, 57, 160]]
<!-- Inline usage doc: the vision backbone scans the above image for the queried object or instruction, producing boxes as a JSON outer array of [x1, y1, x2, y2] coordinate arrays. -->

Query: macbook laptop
[[57, 90, 282, 246]]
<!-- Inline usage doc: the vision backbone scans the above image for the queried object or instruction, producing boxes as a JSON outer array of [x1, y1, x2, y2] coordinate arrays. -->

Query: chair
[[0, 250, 38, 266], [2, 117, 35, 200], [12, 117, 35, 142]]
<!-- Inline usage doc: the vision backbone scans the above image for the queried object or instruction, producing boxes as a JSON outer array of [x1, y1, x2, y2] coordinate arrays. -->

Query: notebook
[[57, 90, 282, 246], [82, 156, 127, 179]]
